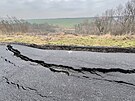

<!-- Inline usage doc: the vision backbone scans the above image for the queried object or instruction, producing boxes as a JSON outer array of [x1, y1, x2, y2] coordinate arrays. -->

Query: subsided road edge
[[1, 42, 135, 53]]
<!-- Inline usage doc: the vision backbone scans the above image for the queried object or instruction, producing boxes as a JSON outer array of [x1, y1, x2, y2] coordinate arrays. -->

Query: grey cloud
[[0, 0, 129, 19]]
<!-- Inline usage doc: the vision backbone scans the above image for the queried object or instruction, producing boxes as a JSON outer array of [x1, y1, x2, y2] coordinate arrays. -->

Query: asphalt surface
[[0, 44, 135, 101]]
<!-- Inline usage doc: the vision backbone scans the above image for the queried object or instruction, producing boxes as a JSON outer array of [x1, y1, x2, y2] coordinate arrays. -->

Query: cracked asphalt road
[[0, 44, 135, 101]]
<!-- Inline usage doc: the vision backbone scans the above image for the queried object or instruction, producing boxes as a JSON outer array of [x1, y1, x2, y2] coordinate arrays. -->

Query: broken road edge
[[1, 42, 135, 53]]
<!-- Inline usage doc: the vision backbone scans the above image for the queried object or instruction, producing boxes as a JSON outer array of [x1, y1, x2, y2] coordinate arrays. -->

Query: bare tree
[[94, 16, 105, 34], [125, 0, 135, 34], [75, 19, 92, 34], [114, 1, 135, 35]]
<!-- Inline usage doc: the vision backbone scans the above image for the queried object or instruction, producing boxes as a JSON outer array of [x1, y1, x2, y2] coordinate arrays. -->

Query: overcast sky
[[0, 0, 129, 19]]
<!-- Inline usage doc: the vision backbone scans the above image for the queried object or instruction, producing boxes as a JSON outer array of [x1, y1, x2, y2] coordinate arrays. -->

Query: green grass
[[27, 17, 93, 28]]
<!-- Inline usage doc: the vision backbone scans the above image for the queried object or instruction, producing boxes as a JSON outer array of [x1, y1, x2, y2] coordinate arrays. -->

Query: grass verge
[[0, 33, 135, 47]]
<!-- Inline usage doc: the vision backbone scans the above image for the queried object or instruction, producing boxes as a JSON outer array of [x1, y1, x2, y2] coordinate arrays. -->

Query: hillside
[[27, 17, 93, 28]]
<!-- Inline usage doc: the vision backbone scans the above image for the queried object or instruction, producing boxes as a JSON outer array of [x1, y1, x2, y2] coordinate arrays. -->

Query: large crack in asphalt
[[70, 74, 135, 88], [0, 57, 57, 100], [1, 56, 19, 67], [3, 76, 59, 100], [7, 44, 135, 87], [7, 45, 135, 75], [7, 42, 135, 53]]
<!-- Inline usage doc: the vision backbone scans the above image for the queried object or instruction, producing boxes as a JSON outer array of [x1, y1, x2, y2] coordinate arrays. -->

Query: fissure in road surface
[[3, 76, 58, 100], [7, 45, 135, 75], [8, 43, 135, 53], [7, 44, 135, 87], [1, 56, 18, 67]]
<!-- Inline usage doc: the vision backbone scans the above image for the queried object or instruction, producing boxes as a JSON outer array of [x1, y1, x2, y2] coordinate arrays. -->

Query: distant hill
[[26, 17, 94, 28]]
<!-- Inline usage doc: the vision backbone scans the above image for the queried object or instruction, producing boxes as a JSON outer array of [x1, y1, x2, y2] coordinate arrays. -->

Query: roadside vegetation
[[0, 0, 135, 47], [0, 33, 135, 47]]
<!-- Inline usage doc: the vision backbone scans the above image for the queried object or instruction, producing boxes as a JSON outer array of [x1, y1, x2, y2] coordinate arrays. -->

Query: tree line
[[0, 16, 60, 34], [75, 0, 135, 35], [1, 0, 135, 35]]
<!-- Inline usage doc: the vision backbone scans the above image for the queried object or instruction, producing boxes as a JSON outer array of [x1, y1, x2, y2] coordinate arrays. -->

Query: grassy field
[[27, 17, 93, 28], [0, 33, 135, 47]]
